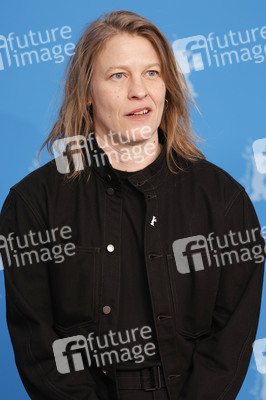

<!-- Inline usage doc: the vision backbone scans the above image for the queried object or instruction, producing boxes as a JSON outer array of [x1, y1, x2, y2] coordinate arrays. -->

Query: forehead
[[95, 33, 162, 68]]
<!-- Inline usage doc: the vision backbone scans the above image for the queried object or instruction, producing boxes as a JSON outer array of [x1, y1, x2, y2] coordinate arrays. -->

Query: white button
[[103, 306, 111, 314], [107, 244, 115, 252]]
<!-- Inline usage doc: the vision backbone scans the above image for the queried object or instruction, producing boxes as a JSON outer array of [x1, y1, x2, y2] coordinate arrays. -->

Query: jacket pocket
[[50, 245, 101, 327], [166, 253, 219, 338]]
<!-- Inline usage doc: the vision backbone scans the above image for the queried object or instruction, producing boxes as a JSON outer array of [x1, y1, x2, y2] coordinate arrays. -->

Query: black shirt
[[113, 167, 161, 369]]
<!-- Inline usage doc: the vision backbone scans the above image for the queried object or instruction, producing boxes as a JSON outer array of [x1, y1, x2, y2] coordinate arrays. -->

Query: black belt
[[116, 366, 166, 391]]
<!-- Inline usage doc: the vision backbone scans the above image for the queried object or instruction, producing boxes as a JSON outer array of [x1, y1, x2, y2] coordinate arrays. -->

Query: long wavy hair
[[38, 10, 205, 181]]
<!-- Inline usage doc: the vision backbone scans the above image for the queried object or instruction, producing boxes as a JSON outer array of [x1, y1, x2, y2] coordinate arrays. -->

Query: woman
[[0, 10, 264, 400]]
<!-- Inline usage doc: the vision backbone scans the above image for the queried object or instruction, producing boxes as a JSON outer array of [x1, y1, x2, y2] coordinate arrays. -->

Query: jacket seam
[[224, 187, 245, 217], [11, 188, 47, 231]]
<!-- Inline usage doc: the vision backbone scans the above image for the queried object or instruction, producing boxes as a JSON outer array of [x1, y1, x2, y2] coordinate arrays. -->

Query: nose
[[128, 76, 148, 99]]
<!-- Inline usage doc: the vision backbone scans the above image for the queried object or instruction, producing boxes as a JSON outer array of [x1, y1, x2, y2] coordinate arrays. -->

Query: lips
[[126, 107, 152, 116]]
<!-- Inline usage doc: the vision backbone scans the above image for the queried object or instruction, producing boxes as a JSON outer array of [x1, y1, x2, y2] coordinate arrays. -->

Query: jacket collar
[[85, 128, 185, 192]]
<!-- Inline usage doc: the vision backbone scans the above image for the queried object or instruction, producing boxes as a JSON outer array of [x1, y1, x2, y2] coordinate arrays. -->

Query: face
[[88, 33, 166, 144]]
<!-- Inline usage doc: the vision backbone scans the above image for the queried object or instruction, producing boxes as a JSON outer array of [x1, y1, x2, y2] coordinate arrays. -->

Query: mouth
[[126, 107, 152, 116]]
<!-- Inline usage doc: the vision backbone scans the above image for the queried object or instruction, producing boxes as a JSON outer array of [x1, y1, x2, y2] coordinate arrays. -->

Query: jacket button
[[106, 187, 115, 195], [107, 244, 115, 252], [103, 306, 111, 314]]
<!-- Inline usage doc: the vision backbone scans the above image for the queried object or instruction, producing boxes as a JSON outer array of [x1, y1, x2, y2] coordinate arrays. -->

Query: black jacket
[[0, 132, 265, 400]]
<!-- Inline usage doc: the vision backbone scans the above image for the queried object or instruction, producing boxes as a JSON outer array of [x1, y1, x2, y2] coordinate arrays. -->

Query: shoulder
[[1, 160, 64, 225], [10, 159, 59, 199], [172, 155, 247, 209], [188, 158, 244, 190]]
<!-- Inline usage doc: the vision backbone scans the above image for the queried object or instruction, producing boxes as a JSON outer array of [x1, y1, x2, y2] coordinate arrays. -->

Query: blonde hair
[[38, 10, 205, 180]]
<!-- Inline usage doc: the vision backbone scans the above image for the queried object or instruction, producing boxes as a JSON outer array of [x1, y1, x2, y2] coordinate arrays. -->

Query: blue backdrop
[[1, 1, 266, 398]]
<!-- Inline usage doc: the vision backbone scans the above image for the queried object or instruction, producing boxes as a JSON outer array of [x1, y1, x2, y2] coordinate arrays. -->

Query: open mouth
[[127, 108, 151, 116]]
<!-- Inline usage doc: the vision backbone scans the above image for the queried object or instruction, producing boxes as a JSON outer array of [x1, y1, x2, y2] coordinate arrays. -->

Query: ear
[[87, 92, 93, 106]]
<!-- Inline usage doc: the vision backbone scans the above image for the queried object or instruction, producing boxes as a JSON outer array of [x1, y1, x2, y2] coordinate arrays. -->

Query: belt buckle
[[141, 366, 162, 391]]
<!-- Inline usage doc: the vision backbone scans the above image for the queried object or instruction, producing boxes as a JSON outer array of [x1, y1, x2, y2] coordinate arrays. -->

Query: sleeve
[[0, 189, 112, 400], [179, 188, 265, 400]]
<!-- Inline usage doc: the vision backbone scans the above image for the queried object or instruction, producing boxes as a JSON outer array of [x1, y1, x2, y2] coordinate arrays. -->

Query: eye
[[146, 70, 159, 77], [111, 72, 125, 80]]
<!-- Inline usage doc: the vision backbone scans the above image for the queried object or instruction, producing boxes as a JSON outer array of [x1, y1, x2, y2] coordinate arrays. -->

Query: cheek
[[152, 82, 166, 102], [160, 83, 167, 98], [94, 95, 112, 116], [97, 88, 122, 111], [157, 89, 166, 109]]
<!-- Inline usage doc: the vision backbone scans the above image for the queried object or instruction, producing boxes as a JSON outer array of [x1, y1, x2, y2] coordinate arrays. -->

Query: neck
[[95, 129, 162, 172]]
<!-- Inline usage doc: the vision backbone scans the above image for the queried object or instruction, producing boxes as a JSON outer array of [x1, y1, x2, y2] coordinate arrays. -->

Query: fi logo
[[172, 35, 211, 74], [253, 338, 266, 374], [53, 135, 92, 174], [172, 235, 211, 274], [0, 35, 12, 71], [52, 335, 91, 374], [0, 234, 12, 270], [252, 138, 266, 174]]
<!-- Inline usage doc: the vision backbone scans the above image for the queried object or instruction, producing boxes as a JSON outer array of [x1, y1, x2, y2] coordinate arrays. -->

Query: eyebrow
[[105, 63, 161, 75]]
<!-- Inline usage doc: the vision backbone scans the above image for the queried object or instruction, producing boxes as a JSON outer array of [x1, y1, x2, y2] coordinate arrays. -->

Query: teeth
[[132, 109, 149, 115]]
